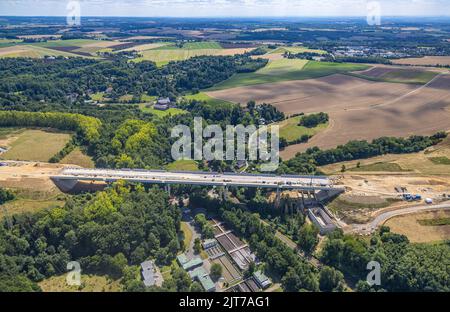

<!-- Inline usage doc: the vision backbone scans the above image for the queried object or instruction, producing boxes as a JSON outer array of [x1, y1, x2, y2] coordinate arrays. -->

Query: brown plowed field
[[207, 73, 450, 159]]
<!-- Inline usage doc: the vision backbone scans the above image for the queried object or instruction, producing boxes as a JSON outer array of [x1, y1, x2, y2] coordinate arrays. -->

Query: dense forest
[[220, 205, 322, 291], [1, 182, 448, 292], [0, 111, 102, 143], [320, 227, 450, 292], [0, 55, 267, 109], [0, 183, 183, 291]]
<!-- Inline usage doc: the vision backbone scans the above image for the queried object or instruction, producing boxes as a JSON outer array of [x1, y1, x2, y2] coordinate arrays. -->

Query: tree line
[[0, 183, 182, 291], [278, 132, 447, 175], [0, 111, 102, 143], [298, 112, 329, 128], [0, 55, 267, 109], [320, 227, 449, 292]]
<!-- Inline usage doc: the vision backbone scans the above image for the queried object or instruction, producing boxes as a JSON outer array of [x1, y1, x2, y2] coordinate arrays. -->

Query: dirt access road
[[0, 161, 66, 193], [349, 202, 450, 235]]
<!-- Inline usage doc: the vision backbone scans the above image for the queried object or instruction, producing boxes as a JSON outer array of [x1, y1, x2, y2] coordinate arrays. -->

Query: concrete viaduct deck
[[52, 168, 344, 192]]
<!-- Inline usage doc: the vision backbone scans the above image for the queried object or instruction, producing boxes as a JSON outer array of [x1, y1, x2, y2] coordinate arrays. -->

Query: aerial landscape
[[0, 0, 449, 302]]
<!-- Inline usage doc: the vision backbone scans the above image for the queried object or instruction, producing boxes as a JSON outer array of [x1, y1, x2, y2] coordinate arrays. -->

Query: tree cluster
[[320, 228, 449, 292], [0, 183, 181, 291]]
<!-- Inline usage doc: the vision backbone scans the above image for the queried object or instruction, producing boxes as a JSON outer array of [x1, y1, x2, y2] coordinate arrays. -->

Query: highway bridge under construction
[[51, 167, 344, 194]]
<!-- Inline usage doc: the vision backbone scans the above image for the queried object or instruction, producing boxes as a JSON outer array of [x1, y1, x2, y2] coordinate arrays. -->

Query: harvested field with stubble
[[0, 45, 84, 58], [208, 73, 450, 159], [0, 129, 72, 162], [385, 210, 450, 243], [393, 56, 450, 66]]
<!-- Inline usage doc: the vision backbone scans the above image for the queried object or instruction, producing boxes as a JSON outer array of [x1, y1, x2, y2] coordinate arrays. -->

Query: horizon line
[[2, 15, 450, 18]]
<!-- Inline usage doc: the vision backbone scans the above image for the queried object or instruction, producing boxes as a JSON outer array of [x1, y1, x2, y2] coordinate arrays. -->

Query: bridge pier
[[275, 187, 281, 209]]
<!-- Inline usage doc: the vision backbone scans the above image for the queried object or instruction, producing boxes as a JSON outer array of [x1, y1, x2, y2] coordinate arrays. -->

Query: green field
[[32, 39, 100, 48], [134, 48, 224, 66], [0, 45, 87, 59], [183, 41, 222, 49], [39, 274, 122, 292], [348, 162, 410, 172], [184, 92, 235, 106], [0, 39, 23, 48], [1, 198, 65, 216], [257, 58, 308, 75], [272, 115, 328, 143], [429, 156, 450, 165], [270, 46, 327, 55], [141, 94, 156, 102], [90, 92, 105, 101], [0, 39, 23, 44], [0, 129, 72, 162], [209, 61, 369, 90], [418, 217, 450, 226], [349, 69, 438, 84], [381, 70, 438, 84], [139, 103, 188, 117], [115, 42, 172, 53], [328, 196, 400, 213], [180, 222, 194, 251], [118, 94, 134, 103], [166, 159, 199, 171], [90, 93, 155, 103], [0, 39, 106, 58], [60, 148, 95, 168], [0, 127, 22, 139]]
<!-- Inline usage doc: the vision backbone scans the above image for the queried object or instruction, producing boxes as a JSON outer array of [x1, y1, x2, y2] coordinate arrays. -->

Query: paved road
[[53, 167, 340, 191], [351, 202, 450, 234]]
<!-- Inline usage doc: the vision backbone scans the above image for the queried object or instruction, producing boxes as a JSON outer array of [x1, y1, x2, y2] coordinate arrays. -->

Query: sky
[[1, 0, 450, 17]]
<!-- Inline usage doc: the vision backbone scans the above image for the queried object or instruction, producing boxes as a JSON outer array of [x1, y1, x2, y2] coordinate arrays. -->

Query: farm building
[[154, 97, 172, 110], [157, 97, 171, 105]]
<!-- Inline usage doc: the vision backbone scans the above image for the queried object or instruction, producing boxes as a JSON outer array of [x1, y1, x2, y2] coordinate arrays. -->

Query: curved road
[[351, 202, 450, 234]]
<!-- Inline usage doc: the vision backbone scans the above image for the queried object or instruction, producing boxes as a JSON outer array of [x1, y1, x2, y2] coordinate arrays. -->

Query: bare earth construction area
[[207, 73, 450, 159]]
